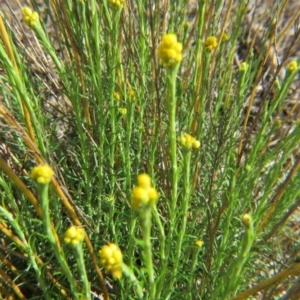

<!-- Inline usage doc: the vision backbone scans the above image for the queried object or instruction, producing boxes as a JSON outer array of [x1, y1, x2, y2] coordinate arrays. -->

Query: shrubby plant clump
[[0, 1, 299, 299]]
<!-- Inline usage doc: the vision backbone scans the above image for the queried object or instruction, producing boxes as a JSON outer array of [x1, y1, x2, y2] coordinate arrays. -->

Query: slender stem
[[122, 264, 144, 299], [140, 208, 156, 299], [39, 184, 78, 299], [168, 149, 192, 291], [156, 65, 180, 298], [74, 244, 91, 300]]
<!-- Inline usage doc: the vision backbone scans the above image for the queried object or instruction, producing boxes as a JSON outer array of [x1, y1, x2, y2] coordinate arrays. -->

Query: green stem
[[140, 208, 155, 299], [168, 149, 192, 290], [223, 214, 255, 299], [38, 184, 78, 299], [167, 67, 179, 217], [74, 243, 91, 300], [122, 263, 144, 299], [156, 65, 180, 298]]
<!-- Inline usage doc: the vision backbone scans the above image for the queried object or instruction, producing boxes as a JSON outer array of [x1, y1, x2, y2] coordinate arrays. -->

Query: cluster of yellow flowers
[[113, 91, 121, 101], [287, 61, 298, 72], [99, 243, 123, 279], [119, 108, 127, 115], [222, 33, 230, 42], [239, 62, 248, 72], [23, 7, 39, 27], [157, 33, 183, 68], [195, 240, 203, 248], [128, 89, 136, 102], [31, 165, 54, 184], [179, 133, 200, 149], [204, 36, 218, 51], [64, 226, 85, 247], [131, 174, 159, 209], [108, 0, 124, 9]]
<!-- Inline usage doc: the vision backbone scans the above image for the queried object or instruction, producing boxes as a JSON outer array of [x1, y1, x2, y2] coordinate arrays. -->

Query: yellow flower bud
[[287, 61, 298, 72], [113, 91, 121, 101], [162, 34, 178, 47], [179, 133, 200, 149], [242, 213, 252, 228], [64, 226, 85, 246], [99, 243, 123, 279], [157, 33, 183, 68], [222, 33, 230, 42], [204, 36, 218, 51], [119, 108, 127, 115], [108, 0, 124, 9], [192, 140, 201, 149], [111, 265, 122, 279], [179, 135, 186, 145], [183, 22, 190, 29], [185, 134, 194, 148], [239, 62, 248, 72], [23, 7, 39, 27], [137, 173, 151, 189], [195, 240, 203, 248], [128, 89, 136, 101], [31, 165, 54, 184], [148, 187, 159, 205], [132, 174, 159, 209], [132, 186, 149, 209]]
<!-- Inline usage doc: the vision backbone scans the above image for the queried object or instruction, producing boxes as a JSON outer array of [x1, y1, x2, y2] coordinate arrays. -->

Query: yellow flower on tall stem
[[131, 174, 159, 210], [31, 165, 54, 184], [157, 33, 183, 68], [23, 7, 40, 28], [64, 226, 85, 247], [99, 243, 123, 279], [287, 61, 298, 72], [204, 36, 218, 51]]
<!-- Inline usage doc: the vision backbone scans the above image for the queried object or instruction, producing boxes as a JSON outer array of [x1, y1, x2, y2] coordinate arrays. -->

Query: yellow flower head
[[222, 33, 230, 42], [157, 33, 183, 68], [31, 165, 54, 184], [128, 89, 136, 102], [179, 133, 200, 149], [108, 0, 124, 9], [148, 187, 159, 205], [287, 61, 298, 72], [131, 174, 159, 209], [204, 36, 218, 51], [113, 91, 121, 101], [119, 108, 127, 115], [242, 213, 252, 228], [131, 186, 150, 209], [64, 226, 85, 247], [99, 243, 123, 279], [137, 173, 151, 189], [239, 62, 248, 72], [23, 7, 39, 28], [195, 240, 203, 248], [183, 22, 190, 29]]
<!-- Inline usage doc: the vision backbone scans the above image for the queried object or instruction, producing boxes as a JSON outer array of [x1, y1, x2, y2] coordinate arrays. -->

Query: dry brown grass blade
[[0, 267, 25, 299], [50, 0, 92, 130], [0, 14, 35, 142], [231, 262, 300, 300], [258, 155, 300, 233]]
